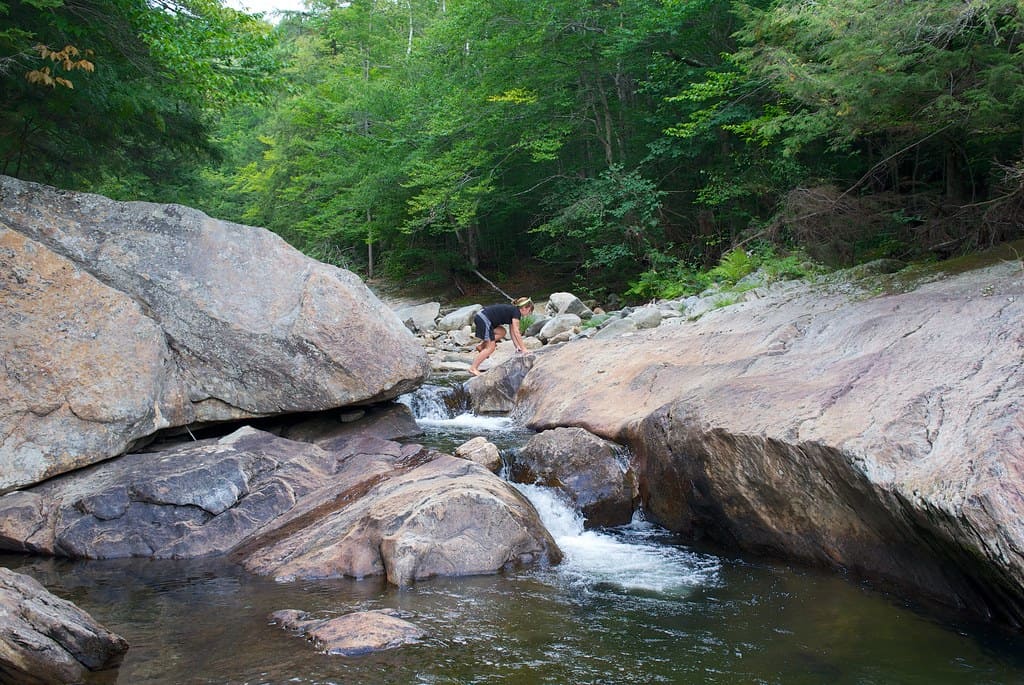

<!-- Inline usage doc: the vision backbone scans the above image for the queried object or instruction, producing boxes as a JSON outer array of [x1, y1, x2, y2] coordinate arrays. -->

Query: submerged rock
[[454, 436, 503, 473], [271, 608, 425, 656]]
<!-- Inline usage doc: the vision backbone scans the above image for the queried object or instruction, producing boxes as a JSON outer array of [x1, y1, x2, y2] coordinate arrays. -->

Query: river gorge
[[3, 176, 1023, 683]]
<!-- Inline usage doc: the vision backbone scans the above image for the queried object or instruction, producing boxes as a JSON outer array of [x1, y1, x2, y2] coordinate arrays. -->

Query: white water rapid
[[515, 483, 720, 596], [399, 384, 721, 597]]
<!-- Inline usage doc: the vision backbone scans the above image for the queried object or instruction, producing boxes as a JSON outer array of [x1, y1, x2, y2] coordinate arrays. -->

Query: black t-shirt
[[479, 303, 520, 326]]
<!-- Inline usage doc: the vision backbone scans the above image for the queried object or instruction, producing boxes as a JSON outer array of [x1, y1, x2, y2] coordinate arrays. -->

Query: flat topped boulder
[[0, 175, 430, 493], [271, 608, 425, 656]]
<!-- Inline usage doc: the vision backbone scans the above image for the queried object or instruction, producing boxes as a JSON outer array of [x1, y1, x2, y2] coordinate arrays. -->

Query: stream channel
[[3, 383, 1024, 684]]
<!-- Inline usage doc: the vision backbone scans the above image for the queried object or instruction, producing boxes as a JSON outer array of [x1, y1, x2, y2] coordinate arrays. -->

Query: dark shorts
[[474, 312, 494, 341]]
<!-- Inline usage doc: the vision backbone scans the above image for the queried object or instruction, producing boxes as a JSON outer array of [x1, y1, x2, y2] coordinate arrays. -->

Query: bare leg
[[468, 340, 496, 376]]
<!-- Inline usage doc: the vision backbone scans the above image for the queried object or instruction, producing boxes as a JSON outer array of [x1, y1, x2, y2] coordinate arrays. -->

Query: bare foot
[[468, 368, 483, 376]]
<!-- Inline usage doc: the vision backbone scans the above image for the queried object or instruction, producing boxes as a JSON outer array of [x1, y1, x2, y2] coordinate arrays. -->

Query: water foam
[[516, 483, 720, 596]]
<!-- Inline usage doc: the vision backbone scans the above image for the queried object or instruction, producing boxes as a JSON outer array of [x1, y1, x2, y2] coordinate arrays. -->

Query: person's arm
[[510, 316, 527, 352]]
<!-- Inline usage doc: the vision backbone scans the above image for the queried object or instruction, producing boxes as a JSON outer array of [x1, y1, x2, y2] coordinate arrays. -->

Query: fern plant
[[709, 248, 754, 285]]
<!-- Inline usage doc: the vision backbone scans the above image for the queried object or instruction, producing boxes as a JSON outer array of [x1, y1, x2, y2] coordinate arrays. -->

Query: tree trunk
[[455, 224, 480, 267], [366, 208, 374, 279]]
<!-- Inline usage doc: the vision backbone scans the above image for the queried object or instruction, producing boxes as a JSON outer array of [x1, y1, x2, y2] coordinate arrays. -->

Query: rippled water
[[5, 388, 1024, 684]]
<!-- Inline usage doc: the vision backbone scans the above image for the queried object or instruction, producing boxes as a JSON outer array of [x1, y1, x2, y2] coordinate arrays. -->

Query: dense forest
[[3, 0, 1023, 300]]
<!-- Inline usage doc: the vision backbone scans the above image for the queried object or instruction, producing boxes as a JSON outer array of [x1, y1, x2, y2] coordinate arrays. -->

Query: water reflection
[[4, 544, 1024, 683]]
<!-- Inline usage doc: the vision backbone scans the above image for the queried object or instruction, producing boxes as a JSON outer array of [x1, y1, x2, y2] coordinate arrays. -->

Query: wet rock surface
[[271, 608, 425, 656], [0, 424, 561, 585], [512, 427, 635, 528], [0, 567, 128, 684]]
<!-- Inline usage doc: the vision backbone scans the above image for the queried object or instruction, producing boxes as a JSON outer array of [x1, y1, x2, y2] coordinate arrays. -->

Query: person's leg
[[468, 339, 496, 376]]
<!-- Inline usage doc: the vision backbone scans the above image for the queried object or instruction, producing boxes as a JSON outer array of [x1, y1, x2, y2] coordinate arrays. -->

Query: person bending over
[[469, 297, 534, 376]]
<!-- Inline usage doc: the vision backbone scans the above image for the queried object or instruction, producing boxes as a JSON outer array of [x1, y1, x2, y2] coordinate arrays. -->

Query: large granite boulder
[[513, 256, 1024, 626], [242, 451, 561, 586], [0, 426, 560, 586], [0, 175, 430, 494], [0, 567, 129, 684]]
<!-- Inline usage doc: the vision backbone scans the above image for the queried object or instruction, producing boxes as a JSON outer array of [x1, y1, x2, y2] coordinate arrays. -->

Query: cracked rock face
[[513, 260, 1024, 626], [0, 175, 431, 493]]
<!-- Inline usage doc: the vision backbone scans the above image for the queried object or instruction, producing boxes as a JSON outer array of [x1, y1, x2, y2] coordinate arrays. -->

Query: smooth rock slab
[[513, 257, 1024, 626]]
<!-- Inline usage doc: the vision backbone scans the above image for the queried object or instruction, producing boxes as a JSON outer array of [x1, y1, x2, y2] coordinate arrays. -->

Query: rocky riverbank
[[457, 247, 1024, 628]]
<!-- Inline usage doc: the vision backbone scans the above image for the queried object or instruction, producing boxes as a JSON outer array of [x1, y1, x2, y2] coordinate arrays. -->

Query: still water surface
[[4, 389, 1024, 684]]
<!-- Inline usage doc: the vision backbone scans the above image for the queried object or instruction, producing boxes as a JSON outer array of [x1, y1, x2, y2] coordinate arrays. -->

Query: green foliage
[[626, 242, 823, 302], [532, 165, 665, 288], [518, 314, 536, 334], [8, 0, 1019, 295], [0, 0, 280, 195], [708, 247, 754, 285], [625, 261, 712, 301], [752, 245, 821, 283], [674, 0, 1024, 257]]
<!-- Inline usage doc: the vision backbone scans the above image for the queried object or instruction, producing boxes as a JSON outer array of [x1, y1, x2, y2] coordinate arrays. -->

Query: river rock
[[454, 437, 503, 473], [545, 292, 593, 319], [465, 354, 537, 414], [627, 306, 667, 329], [0, 427, 337, 558], [437, 304, 482, 332], [524, 314, 550, 337], [0, 425, 561, 587], [0, 175, 431, 494], [513, 257, 1024, 627], [0, 567, 129, 684], [537, 314, 581, 342], [394, 302, 441, 332], [271, 608, 424, 656], [512, 427, 635, 527], [243, 450, 561, 586]]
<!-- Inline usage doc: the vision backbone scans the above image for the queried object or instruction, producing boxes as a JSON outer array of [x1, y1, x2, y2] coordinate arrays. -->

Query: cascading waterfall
[[397, 383, 466, 420], [401, 383, 721, 597]]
